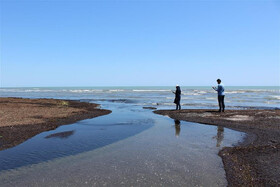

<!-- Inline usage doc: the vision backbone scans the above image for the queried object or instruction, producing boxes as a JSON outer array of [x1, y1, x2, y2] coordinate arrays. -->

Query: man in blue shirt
[[212, 79, 225, 112]]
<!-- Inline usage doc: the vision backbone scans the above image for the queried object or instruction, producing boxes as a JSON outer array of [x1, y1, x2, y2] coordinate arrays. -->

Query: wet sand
[[154, 109, 280, 186], [0, 97, 111, 151]]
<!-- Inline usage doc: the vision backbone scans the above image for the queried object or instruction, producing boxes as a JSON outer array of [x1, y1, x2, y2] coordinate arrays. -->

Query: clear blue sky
[[1, 0, 279, 87]]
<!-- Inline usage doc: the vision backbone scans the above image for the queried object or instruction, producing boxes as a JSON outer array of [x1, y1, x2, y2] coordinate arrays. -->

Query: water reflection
[[213, 126, 224, 147], [174, 119, 181, 137], [45, 130, 75, 139]]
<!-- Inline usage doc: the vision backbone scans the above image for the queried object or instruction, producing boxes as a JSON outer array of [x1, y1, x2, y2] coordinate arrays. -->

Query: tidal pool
[[0, 102, 245, 186]]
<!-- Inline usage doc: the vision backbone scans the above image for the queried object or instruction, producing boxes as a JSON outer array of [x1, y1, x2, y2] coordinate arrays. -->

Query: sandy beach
[[154, 109, 280, 186], [0, 97, 111, 151]]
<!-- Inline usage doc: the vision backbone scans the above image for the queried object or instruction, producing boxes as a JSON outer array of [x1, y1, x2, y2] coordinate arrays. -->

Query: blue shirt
[[214, 84, 225, 96]]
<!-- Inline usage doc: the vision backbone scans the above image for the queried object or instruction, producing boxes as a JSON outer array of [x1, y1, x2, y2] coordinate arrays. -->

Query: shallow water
[[0, 101, 245, 186]]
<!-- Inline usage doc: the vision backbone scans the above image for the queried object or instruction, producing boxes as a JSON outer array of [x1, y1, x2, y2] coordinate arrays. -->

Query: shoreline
[[0, 97, 111, 151], [154, 109, 280, 186]]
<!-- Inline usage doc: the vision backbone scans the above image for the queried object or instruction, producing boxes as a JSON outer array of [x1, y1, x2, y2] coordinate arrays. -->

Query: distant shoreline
[[154, 109, 280, 186], [0, 97, 111, 151]]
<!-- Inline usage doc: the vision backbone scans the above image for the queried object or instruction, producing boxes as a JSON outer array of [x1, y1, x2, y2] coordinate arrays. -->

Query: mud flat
[[154, 109, 280, 186], [0, 97, 111, 151]]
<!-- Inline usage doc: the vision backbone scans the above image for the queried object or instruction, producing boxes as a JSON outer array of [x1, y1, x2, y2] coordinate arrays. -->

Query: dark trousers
[[174, 97, 181, 110], [218, 95, 225, 111], [176, 103, 181, 110]]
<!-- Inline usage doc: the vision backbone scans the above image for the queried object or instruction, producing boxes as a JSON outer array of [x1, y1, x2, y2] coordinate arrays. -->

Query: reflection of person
[[172, 85, 181, 110], [212, 79, 225, 112], [215, 126, 224, 147], [174, 119, 181, 137]]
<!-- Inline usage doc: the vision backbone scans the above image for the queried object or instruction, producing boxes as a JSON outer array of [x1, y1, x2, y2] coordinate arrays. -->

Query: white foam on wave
[[225, 89, 278, 94], [265, 101, 278, 104], [205, 97, 216, 100], [0, 88, 54, 93], [69, 89, 103, 93], [225, 91, 246, 94], [270, 95, 280, 100], [165, 97, 174, 99], [0, 89, 23, 92], [181, 97, 195, 100], [195, 91, 208, 94], [25, 89, 54, 92], [107, 89, 125, 92], [70, 90, 88, 93], [182, 93, 201, 96], [132, 90, 171, 92]]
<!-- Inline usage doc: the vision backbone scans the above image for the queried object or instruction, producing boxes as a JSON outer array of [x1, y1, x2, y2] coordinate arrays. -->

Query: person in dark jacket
[[173, 85, 181, 110]]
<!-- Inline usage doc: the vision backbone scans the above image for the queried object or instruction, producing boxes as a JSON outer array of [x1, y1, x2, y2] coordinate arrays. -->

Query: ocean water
[[0, 86, 278, 186], [0, 86, 279, 109]]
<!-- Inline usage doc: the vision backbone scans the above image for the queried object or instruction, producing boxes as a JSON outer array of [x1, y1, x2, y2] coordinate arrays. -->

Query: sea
[[0, 86, 279, 109], [0, 86, 279, 186]]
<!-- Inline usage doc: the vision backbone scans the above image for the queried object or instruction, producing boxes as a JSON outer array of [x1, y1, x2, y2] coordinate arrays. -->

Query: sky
[[0, 0, 279, 87]]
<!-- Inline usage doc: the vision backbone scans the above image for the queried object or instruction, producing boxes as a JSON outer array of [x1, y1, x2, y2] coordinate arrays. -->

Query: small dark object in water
[[45, 130, 75, 139], [143, 107, 157, 110]]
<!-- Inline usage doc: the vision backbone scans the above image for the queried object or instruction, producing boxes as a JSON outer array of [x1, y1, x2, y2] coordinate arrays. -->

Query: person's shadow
[[174, 119, 181, 137]]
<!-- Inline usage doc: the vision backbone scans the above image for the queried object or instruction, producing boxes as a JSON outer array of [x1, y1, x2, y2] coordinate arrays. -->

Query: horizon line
[[1, 85, 279, 88]]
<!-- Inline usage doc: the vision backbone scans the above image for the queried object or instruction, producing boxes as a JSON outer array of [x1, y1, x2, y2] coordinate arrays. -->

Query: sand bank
[[0, 97, 111, 151], [154, 109, 280, 186]]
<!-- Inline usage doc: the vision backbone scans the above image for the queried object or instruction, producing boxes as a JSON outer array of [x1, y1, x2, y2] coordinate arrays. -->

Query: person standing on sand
[[173, 85, 181, 110], [212, 79, 225, 112]]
